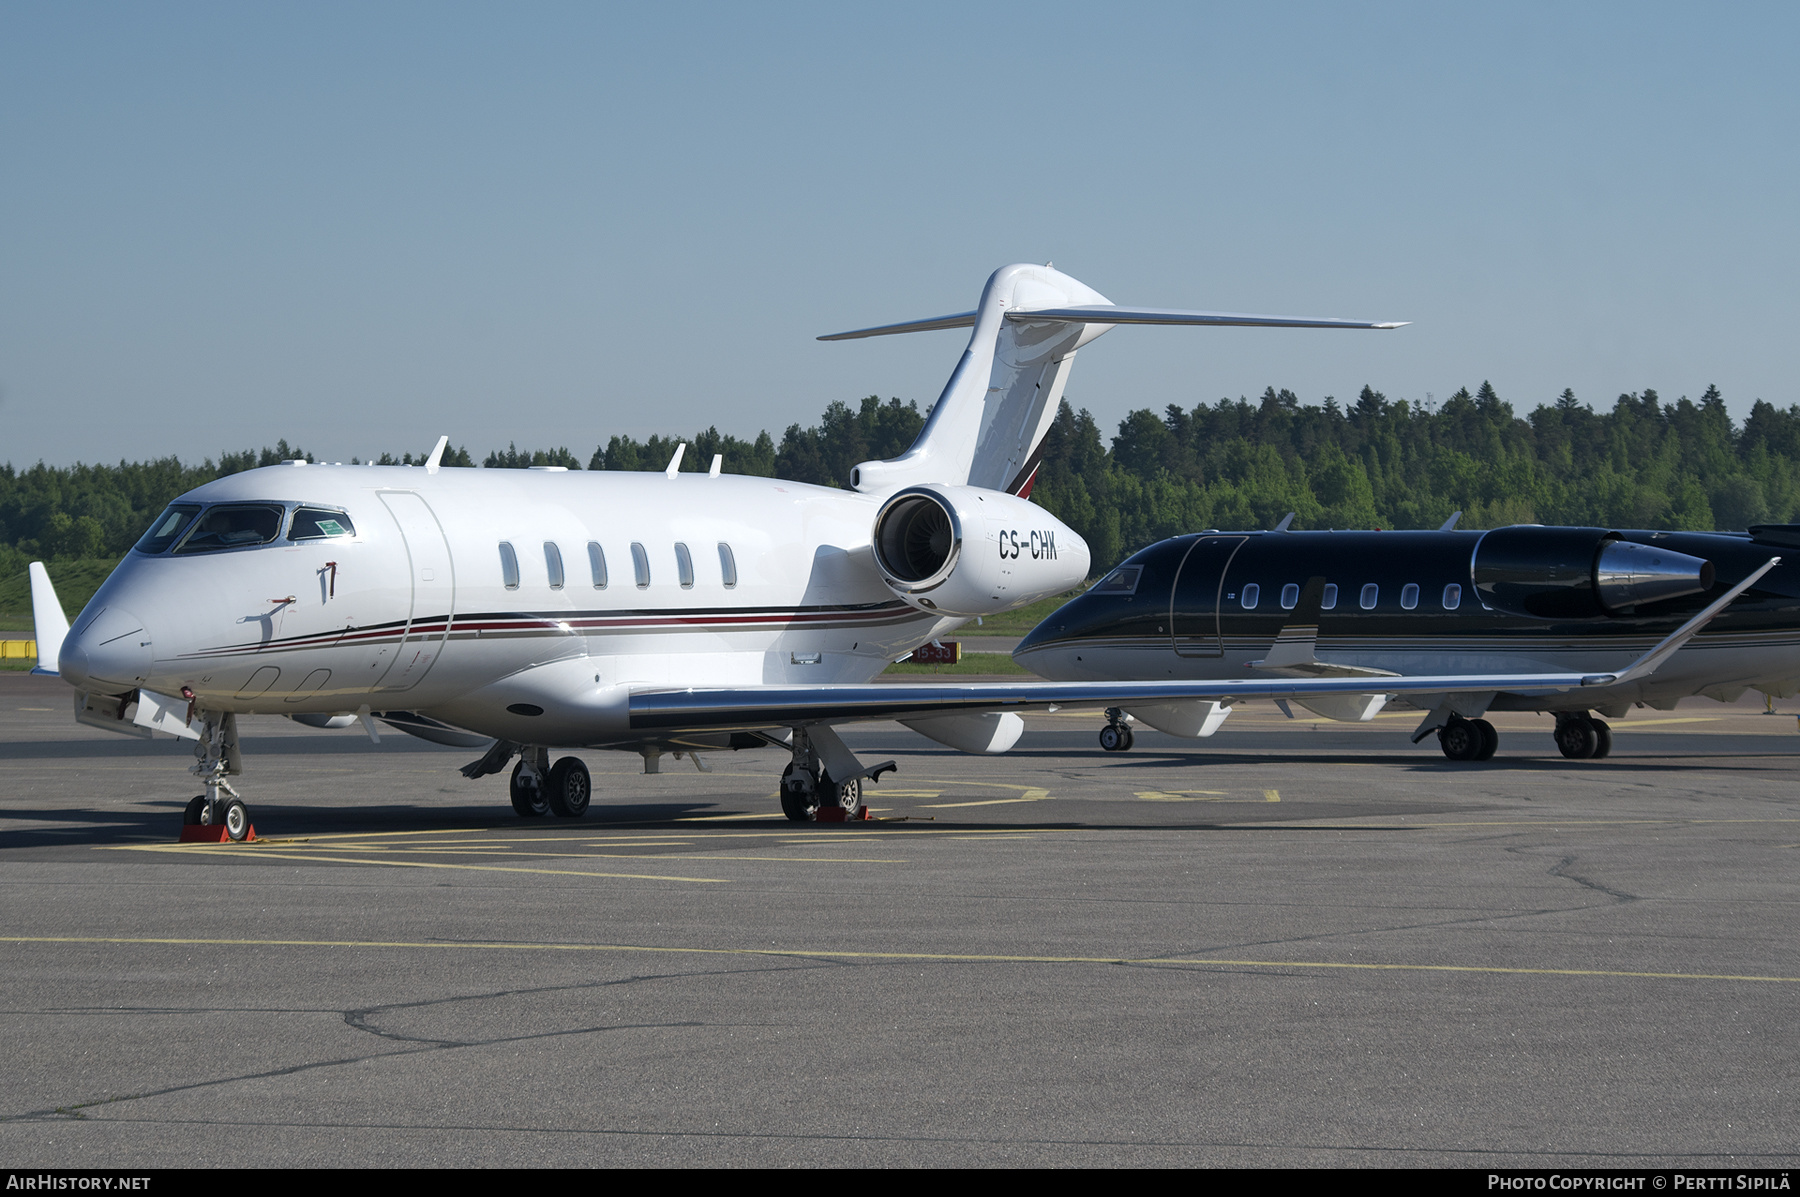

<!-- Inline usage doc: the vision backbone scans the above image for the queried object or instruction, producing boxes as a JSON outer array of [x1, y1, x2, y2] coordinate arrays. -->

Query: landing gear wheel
[[1554, 716, 1600, 759], [1099, 725, 1133, 752], [828, 776, 862, 816], [1472, 719, 1499, 761], [510, 760, 549, 817], [546, 757, 591, 817], [779, 763, 819, 822], [1590, 717, 1613, 759], [221, 798, 250, 842], [183, 796, 206, 825], [1438, 718, 1483, 761]]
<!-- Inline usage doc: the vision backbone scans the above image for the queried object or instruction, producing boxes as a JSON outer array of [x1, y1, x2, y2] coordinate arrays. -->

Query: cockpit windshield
[[171, 504, 286, 554], [134, 504, 203, 554]]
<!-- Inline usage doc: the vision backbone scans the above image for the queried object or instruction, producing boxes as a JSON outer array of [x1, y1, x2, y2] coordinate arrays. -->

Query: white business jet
[[30, 264, 1763, 837]]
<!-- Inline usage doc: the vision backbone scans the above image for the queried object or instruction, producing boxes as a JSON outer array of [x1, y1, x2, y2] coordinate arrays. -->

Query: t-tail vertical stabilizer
[[823, 264, 1406, 498]]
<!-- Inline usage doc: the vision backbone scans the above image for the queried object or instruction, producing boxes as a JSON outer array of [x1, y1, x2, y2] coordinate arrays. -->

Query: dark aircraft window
[[719, 543, 738, 589], [172, 504, 285, 554], [631, 542, 650, 589], [588, 542, 608, 589], [1240, 583, 1260, 609], [1280, 583, 1299, 609], [1360, 583, 1379, 610], [1401, 583, 1420, 610], [1322, 583, 1338, 610], [135, 504, 202, 554], [1443, 584, 1462, 610], [675, 543, 695, 589], [289, 507, 355, 540], [545, 542, 565, 590], [499, 542, 520, 590], [1091, 566, 1142, 595]]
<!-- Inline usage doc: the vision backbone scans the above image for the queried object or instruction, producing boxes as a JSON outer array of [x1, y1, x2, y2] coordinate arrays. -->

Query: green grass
[[0, 556, 126, 631], [952, 586, 1089, 636], [883, 653, 1033, 676]]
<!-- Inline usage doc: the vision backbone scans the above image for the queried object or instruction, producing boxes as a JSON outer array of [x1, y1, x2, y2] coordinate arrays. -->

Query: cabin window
[[718, 543, 738, 588], [289, 507, 355, 540], [1401, 583, 1419, 610], [1360, 583, 1379, 610], [1280, 583, 1299, 610], [1091, 565, 1142, 595], [1240, 583, 1260, 609], [675, 542, 695, 589], [588, 542, 607, 589], [135, 504, 202, 554], [545, 542, 564, 590], [1443, 583, 1462, 610], [499, 542, 520, 590], [631, 542, 650, 589], [1322, 583, 1338, 610], [172, 504, 285, 554]]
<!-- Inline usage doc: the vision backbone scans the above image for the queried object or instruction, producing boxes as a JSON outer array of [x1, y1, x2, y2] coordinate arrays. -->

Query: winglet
[[424, 435, 449, 475], [1582, 557, 1781, 688], [28, 562, 70, 677], [665, 443, 687, 479]]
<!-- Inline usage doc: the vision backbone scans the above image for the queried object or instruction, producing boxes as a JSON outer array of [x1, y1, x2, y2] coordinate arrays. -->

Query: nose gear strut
[[180, 710, 254, 841]]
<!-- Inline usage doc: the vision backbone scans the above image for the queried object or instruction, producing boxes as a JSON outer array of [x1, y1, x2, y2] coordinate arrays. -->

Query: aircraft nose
[[59, 606, 154, 691]]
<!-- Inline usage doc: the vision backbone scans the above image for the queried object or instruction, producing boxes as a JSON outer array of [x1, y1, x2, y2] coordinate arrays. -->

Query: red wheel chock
[[178, 823, 256, 843]]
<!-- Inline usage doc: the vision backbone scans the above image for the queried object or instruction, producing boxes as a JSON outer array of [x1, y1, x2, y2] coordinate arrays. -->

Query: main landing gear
[[1553, 712, 1613, 760], [1437, 713, 1498, 762], [181, 711, 253, 841], [507, 747, 592, 818], [779, 725, 895, 822], [1098, 708, 1135, 752]]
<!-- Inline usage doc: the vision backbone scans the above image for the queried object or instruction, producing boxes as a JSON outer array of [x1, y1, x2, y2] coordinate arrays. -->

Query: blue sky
[[3, 2, 1795, 466]]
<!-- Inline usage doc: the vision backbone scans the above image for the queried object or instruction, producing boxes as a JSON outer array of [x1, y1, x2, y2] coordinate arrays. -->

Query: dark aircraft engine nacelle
[[870, 484, 1091, 617], [1473, 526, 1716, 618]]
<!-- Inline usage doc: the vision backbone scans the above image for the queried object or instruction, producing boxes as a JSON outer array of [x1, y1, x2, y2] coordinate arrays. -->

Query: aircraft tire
[[1554, 717, 1599, 760], [546, 757, 591, 817], [1438, 720, 1483, 762], [1099, 725, 1130, 752], [510, 761, 550, 817], [183, 796, 206, 825], [222, 799, 250, 842], [1590, 718, 1613, 759], [1473, 719, 1499, 761], [829, 776, 862, 815]]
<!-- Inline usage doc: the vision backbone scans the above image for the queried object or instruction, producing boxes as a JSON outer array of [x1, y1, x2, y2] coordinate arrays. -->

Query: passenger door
[[376, 491, 456, 693], [1170, 536, 1246, 657]]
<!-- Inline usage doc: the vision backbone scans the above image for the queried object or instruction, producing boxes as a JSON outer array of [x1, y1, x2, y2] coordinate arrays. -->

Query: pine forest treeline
[[8, 385, 1800, 584]]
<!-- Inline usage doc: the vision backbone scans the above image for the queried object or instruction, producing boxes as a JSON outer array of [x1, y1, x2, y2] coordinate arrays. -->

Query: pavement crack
[[1546, 853, 1639, 903]]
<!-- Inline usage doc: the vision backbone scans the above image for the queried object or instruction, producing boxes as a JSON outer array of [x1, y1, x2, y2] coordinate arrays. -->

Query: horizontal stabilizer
[[1004, 305, 1407, 330], [820, 306, 1404, 340], [818, 312, 978, 341]]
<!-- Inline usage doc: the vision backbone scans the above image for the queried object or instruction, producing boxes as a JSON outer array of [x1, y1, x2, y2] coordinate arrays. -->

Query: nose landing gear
[[179, 712, 254, 841]]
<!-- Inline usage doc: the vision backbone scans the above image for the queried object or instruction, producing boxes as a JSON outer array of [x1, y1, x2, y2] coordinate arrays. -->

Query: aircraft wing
[[629, 557, 1777, 734]]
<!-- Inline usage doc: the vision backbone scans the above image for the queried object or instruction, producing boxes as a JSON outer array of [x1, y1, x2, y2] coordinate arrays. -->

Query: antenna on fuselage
[[1439, 511, 1462, 531], [425, 435, 449, 475], [708, 454, 722, 478], [664, 443, 687, 479], [1272, 512, 1296, 533]]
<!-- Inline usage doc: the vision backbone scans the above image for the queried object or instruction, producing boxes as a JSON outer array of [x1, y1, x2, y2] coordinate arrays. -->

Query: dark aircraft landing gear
[[510, 752, 549, 817], [780, 762, 862, 822], [1554, 713, 1612, 760], [1438, 714, 1498, 762], [1098, 708, 1135, 752]]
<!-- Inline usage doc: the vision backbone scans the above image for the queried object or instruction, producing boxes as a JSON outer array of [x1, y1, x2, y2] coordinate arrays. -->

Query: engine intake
[[868, 484, 1090, 617], [1473, 526, 1715, 618]]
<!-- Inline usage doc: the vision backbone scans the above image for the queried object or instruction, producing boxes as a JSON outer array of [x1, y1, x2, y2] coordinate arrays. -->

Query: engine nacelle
[[1473, 526, 1715, 618], [870, 484, 1090, 617]]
